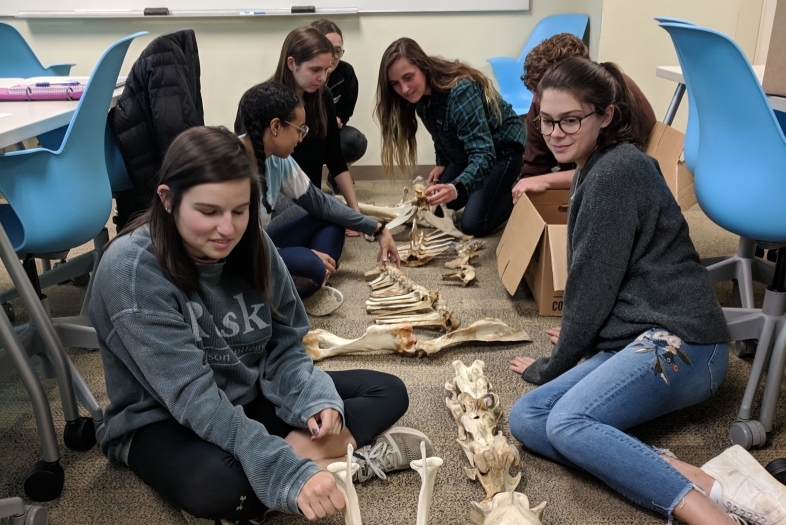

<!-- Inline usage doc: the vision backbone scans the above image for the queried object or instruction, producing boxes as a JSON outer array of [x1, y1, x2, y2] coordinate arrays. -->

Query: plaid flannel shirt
[[416, 78, 525, 194]]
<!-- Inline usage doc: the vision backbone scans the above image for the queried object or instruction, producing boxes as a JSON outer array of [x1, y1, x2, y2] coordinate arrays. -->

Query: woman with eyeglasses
[[375, 38, 526, 237], [511, 33, 656, 203], [237, 82, 398, 316], [311, 19, 368, 188], [506, 57, 747, 525]]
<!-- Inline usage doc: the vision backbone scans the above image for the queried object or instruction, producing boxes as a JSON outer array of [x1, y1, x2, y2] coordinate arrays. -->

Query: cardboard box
[[763, 0, 786, 97], [645, 121, 697, 212], [496, 190, 569, 316]]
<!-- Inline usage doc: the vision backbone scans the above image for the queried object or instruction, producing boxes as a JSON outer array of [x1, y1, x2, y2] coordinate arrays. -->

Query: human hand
[[509, 356, 536, 375], [545, 327, 560, 345], [336, 116, 343, 129], [297, 471, 345, 521], [512, 176, 550, 204], [345, 229, 361, 237], [311, 250, 337, 284], [376, 228, 401, 267], [426, 183, 457, 206], [427, 165, 446, 184], [306, 408, 343, 440]]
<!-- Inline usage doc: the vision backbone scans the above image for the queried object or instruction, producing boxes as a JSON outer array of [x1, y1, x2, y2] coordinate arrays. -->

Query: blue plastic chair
[[658, 18, 774, 310], [487, 13, 589, 115], [0, 22, 74, 78], [661, 22, 786, 449], [0, 32, 146, 479]]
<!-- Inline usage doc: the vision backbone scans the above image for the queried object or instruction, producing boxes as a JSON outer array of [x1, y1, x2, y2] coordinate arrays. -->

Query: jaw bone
[[410, 441, 443, 525], [327, 444, 362, 525], [447, 359, 546, 525]]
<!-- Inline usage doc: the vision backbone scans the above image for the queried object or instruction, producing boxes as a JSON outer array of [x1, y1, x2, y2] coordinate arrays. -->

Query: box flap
[[645, 121, 684, 196], [547, 224, 568, 293], [497, 193, 547, 295]]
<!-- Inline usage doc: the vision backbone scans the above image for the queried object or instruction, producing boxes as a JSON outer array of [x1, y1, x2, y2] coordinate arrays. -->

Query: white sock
[[710, 480, 724, 507]]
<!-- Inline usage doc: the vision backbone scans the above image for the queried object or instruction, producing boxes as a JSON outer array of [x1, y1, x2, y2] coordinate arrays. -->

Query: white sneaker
[[701, 445, 786, 524], [354, 426, 434, 482], [302, 286, 343, 316], [181, 510, 236, 525]]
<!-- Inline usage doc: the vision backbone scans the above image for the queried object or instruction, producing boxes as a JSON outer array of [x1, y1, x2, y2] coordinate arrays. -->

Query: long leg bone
[[303, 323, 416, 361], [410, 441, 444, 525], [327, 444, 362, 525], [415, 318, 530, 356]]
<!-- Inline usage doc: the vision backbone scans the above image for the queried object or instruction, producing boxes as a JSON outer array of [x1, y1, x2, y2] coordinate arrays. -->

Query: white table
[[0, 86, 123, 150], [656, 65, 786, 124]]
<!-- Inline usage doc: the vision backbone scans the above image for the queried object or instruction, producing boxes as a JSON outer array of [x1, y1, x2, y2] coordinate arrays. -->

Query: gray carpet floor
[[0, 180, 783, 525]]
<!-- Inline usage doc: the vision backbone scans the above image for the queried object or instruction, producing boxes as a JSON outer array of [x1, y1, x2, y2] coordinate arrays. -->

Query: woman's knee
[[544, 405, 586, 455], [340, 126, 368, 164], [369, 371, 409, 419], [509, 393, 548, 447], [172, 456, 255, 518]]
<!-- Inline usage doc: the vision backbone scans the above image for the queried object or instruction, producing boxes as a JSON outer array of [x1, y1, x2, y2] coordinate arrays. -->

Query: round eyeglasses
[[534, 111, 596, 136], [285, 121, 309, 139], [333, 47, 345, 59]]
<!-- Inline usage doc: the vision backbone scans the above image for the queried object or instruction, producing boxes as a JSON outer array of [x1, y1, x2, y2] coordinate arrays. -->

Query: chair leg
[[703, 236, 775, 309], [757, 320, 786, 432]]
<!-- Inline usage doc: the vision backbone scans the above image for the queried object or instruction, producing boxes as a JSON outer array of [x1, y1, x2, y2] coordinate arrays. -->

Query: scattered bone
[[411, 441, 443, 525], [443, 265, 477, 287], [304, 318, 527, 360], [327, 444, 362, 525], [446, 360, 546, 525]]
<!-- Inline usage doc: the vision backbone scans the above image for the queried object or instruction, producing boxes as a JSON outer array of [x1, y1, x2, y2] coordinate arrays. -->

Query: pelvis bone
[[446, 360, 546, 525], [304, 318, 529, 362]]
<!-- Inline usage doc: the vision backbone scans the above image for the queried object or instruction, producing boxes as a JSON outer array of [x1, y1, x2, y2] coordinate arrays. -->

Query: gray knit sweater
[[89, 226, 343, 514], [522, 143, 729, 385]]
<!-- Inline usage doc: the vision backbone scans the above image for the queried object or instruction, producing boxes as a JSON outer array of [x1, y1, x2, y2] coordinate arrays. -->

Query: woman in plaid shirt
[[375, 38, 526, 237]]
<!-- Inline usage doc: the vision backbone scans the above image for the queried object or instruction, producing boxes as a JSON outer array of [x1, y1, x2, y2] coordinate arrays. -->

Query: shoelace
[[356, 439, 397, 480], [726, 501, 766, 524]]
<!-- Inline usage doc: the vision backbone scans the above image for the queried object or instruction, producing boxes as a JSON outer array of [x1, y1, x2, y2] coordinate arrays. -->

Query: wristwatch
[[364, 221, 388, 242]]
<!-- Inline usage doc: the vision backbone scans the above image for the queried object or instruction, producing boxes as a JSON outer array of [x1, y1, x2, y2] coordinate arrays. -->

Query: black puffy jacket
[[109, 29, 203, 226]]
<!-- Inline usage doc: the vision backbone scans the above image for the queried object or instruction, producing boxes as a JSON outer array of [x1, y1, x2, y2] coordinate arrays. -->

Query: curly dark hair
[[522, 33, 589, 92], [237, 82, 302, 213], [538, 57, 649, 152]]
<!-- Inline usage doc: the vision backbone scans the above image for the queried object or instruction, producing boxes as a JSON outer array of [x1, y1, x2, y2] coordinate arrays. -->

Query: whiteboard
[[8, 0, 529, 17]]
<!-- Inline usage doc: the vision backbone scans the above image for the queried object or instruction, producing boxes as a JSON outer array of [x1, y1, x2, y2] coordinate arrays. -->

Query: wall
[[596, 0, 765, 133], [2, 0, 596, 171]]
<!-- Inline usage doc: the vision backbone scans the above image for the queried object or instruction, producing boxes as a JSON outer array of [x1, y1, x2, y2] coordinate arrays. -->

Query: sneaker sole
[[303, 287, 344, 316]]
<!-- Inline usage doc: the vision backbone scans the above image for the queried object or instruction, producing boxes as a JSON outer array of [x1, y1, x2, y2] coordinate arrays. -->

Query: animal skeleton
[[326, 441, 442, 525], [446, 360, 546, 525], [303, 318, 530, 361], [365, 264, 460, 332]]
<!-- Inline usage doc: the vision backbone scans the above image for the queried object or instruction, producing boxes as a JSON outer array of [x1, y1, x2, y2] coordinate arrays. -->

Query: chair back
[[660, 23, 786, 242], [487, 14, 588, 115], [0, 32, 145, 255], [0, 22, 73, 77]]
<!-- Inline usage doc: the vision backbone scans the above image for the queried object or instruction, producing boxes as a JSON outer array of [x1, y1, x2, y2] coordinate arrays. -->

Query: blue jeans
[[439, 151, 522, 237], [266, 214, 344, 299], [509, 329, 728, 518]]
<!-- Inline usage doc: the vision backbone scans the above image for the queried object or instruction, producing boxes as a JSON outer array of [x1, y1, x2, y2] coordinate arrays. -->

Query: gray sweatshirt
[[88, 226, 343, 514], [522, 143, 730, 385]]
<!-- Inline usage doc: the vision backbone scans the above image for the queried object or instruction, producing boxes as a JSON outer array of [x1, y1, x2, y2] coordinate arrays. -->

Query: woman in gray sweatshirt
[[506, 58, 761, 525], [89, 126, 431, 523]]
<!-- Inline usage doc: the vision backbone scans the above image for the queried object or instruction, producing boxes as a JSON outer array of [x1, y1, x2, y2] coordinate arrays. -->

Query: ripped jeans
[[509, 329, 728, 519]]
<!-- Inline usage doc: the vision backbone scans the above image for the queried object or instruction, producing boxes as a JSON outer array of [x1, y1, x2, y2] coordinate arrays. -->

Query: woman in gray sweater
[[506, 58, 784, 525], [89, 126, 430, 524]]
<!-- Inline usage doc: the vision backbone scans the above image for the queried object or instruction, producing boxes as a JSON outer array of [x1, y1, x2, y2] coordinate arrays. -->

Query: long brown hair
[[271, 26, 333, 139], [538, 57, 649, 152], [375, 38, 502, 176], [116, 126, 271, 300]]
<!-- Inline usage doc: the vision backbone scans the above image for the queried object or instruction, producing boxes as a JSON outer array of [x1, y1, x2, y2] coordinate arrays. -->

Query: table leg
[[663, 83, 686, 126]]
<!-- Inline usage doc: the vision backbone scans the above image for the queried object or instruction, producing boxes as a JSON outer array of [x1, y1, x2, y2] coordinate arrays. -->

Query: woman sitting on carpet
[[89, 125, 430, 524], [236, 82, 399, 316], [507, 57, 785, 525]]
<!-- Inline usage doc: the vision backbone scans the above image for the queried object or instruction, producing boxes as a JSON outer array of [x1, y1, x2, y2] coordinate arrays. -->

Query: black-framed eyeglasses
[[333, 47, 345, 59], [285, 121, 309, 138], [534, 111, 596, 136]]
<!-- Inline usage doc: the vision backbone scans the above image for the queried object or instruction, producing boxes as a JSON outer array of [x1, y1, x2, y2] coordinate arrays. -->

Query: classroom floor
[[0, 179, 782, 525]]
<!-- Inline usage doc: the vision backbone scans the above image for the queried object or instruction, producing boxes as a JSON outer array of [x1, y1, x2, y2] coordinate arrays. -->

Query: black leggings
[[127, 370, 408, 521]]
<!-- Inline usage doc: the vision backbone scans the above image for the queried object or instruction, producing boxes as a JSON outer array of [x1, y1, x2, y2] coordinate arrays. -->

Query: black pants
[[127, 370, 408, 521]]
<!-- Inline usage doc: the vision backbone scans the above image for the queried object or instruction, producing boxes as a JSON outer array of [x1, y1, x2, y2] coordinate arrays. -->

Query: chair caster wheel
[[730, 419, 767, 449], [733, 339, 757, 358], [24, 460, 64, 502], [766, 457, 786, 486], [63, 417, 96, 451], [2, 301, 14, 322]]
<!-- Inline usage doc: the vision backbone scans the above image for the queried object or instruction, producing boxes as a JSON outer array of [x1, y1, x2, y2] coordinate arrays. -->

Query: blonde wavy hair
[[374, 38, 501, 175]]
